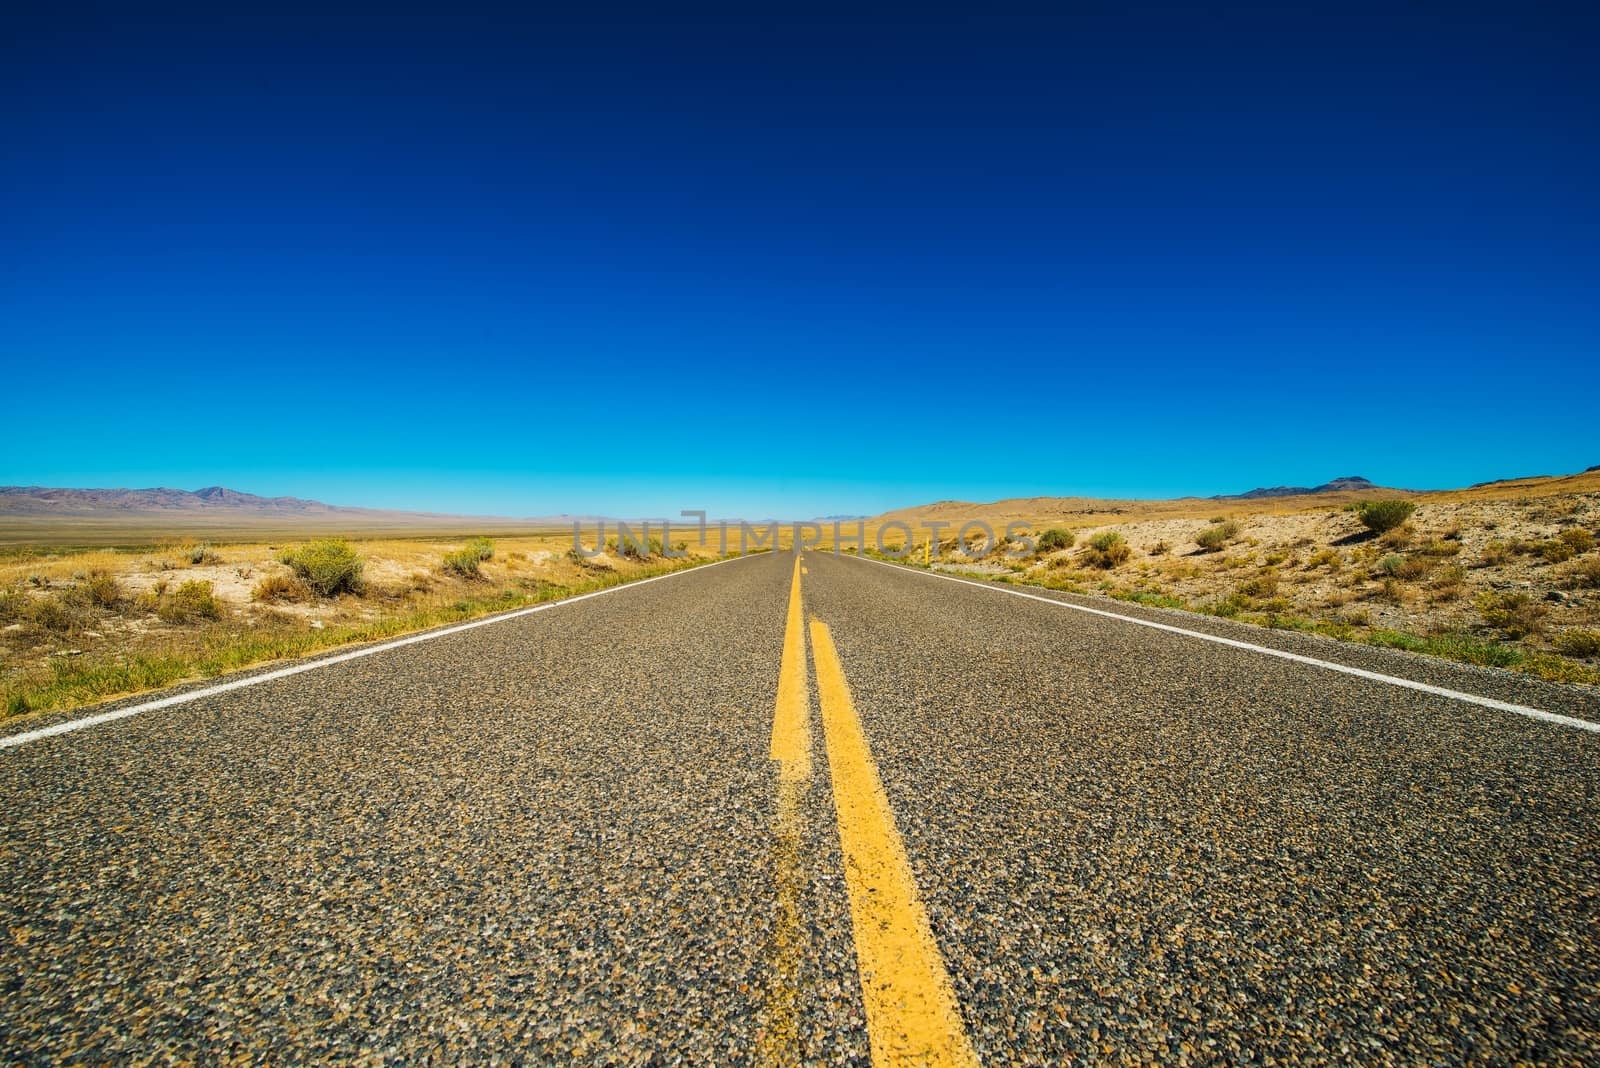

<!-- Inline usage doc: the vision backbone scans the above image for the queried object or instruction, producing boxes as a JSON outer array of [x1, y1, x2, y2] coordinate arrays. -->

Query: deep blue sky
[[3, 5, 1596, 517]]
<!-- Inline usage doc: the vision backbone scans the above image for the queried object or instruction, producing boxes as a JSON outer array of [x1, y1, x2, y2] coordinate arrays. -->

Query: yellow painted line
[[757, 778, 808, 1067], [808, 617, 978, 1068], [757, 555, 813, 1067], [770, 555, 812, 782]]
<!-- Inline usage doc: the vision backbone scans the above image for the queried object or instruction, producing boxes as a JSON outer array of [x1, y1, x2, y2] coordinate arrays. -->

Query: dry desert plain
[[2, 467, 1599, 720]]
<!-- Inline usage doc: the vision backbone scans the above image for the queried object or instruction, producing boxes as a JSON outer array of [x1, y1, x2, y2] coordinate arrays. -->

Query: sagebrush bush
[[1555, 629, 1600, 658], [0, 586, 26, 623], [157, 580, 219, 624], [1559, 528, 1595, 554], [1088, 531, 1123, 552], [30, 594, 78, 632], [466, 537, 495, 561], [278, 540, 365, 597], [1539, 539, 1575, 563], [1195, 521, 1238, 552], [442, 548, 483, 578], [1476, 591, 1546, 639], [185, 542, 220, 565], [1037, 529, 1075, 553], [1238, 570, 1280, 598], [1564, 557, 1600, 589], [252, 574, 307, 602], [1080, 532, 1130, 568], [1306, 548, 1342, 570], [609, 535, 665, 559], [1478, 541, 1511, 567], [82, 570, 124, 609], [1357, 500, 1416, 534]]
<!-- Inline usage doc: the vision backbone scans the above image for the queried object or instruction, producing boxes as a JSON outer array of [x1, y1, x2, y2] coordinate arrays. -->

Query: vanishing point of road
[[2, 549, 1597, 1064]]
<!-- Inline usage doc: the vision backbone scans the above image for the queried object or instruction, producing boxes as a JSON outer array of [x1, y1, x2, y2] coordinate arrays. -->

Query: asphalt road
[[2, 549, 1597, 1065]]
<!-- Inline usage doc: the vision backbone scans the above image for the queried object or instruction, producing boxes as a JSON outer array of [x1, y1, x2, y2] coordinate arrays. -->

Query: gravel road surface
[[2, 549, 1596, 1064]]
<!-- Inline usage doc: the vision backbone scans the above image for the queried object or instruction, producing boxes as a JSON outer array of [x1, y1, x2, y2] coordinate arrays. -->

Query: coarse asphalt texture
[[1, 548, 1597, 1064]]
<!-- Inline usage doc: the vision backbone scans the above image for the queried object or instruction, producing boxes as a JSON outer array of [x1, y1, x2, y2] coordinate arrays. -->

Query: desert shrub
[[1238, 570, 1280, 598], [1476, 591, 1547, 639], [1377, 554, 1407, 577], [1375, 577, 1408, 604], [252, 574, 307, 602], [605, 536, 653, 559], [185, 542, 220, 565], [1559, 528, 1595, 554], [1563, 557, 1600, 589], [1555, 629, 1600, 658], [442, 548, 483, 578], [278, 540, 365, 597], [1419, 540, 1462, 557], [1396, 556, 1433, 581], [1478, 541, 1511, 567], [1036, 528, 1075, 553], [82, 570, 124, 609], [1147, 540, 1170, 556], [29, 594, 79, 632], [1306, 548, 1341, 571], [1088, 531, 1123, 552], [1428, 565, 1467, 601], [1539, 539, 1575, 564], [466, 537, 495, 561], [1195, 521, 1239, 552], [157, 580, 219, 624], [1081, 532, 1130, 568], [1357, 500, 1416, 534]]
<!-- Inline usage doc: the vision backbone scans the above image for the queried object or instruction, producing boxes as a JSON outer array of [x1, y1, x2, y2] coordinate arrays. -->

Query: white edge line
[[0, 553, 762, 752], [843, 552, 1600, 734]]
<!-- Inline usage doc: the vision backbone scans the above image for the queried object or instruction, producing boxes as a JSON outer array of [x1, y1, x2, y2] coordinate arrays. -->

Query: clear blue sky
[[3, 5, 1596, 517]]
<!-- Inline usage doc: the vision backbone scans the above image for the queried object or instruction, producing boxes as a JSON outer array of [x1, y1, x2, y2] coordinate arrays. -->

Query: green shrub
[[185, 542, 219, 565], [1036, 529, 1075, 553], [1555, 629, 1600, 658], [1088, 531, 1123, 552], [1357, 500, 1416, 534], [1306, 548, 1341, 570], [442, 548, 483, 578], [466, 537, 495, 561], [1377, 554, 1406, 577], [1476, 591, 1547, 639], [1478, 541, 1511, 567], [1079, 532, 1130, 568], [157, 580, 219, 624], [278, 540, 365, 597], [1195, 521, 1239, 552]]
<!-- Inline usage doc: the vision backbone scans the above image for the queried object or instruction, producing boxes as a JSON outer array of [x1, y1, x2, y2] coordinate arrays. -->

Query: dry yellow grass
[[0, 528, 735, 720]]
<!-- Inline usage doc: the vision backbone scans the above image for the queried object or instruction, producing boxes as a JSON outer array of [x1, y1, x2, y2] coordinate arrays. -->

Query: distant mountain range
[[1214, 475, 1388, 500], [0, 485, 471, 520]]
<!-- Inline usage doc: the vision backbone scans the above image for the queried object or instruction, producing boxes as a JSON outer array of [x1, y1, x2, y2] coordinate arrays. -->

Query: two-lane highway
[[2, 549, 1597, 1063]]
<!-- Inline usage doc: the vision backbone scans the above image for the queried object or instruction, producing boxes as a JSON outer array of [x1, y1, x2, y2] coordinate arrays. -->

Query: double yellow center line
[[762, 554, 978, 1067]]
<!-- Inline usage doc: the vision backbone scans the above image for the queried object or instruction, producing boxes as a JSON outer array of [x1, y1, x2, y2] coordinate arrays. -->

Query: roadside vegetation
[[1, 533, 720, 720], [864, 490, 1600, 689]]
